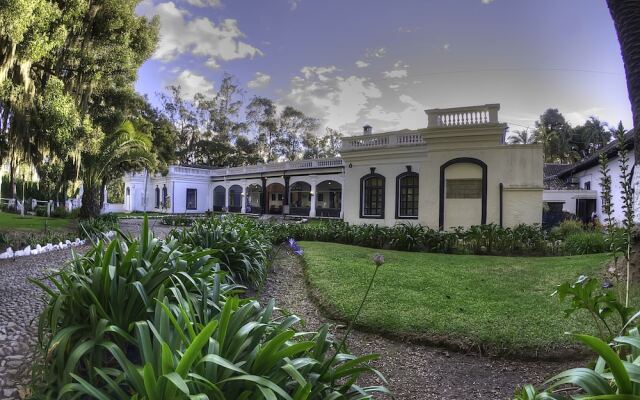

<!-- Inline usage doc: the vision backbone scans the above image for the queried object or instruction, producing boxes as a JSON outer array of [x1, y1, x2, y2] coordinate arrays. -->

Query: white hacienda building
[[122, 104, 545, 229]]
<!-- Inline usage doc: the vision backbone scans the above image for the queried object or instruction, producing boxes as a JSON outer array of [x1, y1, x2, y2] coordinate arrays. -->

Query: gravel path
[[0, 247, 87, 400], [260, 247, 582, 400]]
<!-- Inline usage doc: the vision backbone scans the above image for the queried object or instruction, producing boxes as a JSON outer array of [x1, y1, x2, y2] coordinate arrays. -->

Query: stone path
[[260, 248, 583, 400], [0, 248, 86, 400]]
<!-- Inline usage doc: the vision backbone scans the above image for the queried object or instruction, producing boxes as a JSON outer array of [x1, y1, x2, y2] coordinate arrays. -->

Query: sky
[[134, 0, 633, 137]]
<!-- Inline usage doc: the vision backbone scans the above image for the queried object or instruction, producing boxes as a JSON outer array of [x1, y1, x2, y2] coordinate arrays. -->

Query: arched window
[[360, 173, 385, 218], [396, 172, 419, 219], [213, 186, 226, 211], [155, 187, 160, 209], [162, 185, 168, 208]]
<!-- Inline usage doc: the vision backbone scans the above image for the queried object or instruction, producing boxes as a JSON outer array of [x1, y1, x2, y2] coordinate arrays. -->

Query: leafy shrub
[[32, 217, 388, 399], [564, 231, 607, 254], [34, 205, 48, 217], [50, 206, 69, 218], [161, 214, 194, 226], [550, 218, 584, 240], [171, 215, 271, 288], [78, 213, 119, 239]]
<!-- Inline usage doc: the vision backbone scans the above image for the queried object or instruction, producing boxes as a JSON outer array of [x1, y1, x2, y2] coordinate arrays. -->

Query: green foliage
[[515, 330, 640, 399], [555, 275, 635, 341], [170, 216, 271, 288], [258, 220, 590, 256], [564, 231, 608, 254], [32, 217, 388, 399], [550, 219, 584, 240], [78, 214, 119, 239], [161, 214, 194, 226]]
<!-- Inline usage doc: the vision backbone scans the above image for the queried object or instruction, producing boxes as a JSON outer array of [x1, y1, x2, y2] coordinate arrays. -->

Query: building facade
[[122, 104, 545, 229]]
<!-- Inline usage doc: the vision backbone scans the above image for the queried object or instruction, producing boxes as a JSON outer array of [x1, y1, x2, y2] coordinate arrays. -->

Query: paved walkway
[[0, 248, 86, 400]]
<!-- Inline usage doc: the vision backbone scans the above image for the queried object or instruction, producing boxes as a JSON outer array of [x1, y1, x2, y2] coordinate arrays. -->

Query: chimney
[[363, 125, 373, 135]]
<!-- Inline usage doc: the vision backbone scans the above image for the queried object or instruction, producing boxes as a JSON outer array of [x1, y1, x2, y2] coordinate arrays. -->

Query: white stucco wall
[[560, 152, 636, 224]]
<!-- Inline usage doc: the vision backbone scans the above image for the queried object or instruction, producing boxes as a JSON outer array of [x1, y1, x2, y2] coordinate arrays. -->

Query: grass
[[300, 241, 615, 357], [0, 211, 74, 232]]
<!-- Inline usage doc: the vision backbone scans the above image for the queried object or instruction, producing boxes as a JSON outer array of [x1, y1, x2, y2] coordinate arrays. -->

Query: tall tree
[[572, 117, 611, 158], [507, 129, 538, 145], [277, 106, 318, 161], [246, 96, 279, 162], [535, 109, 574, 162], [607, 0, 640, 158], [79, 121, 155, 217], [158, 86, 199, 165]]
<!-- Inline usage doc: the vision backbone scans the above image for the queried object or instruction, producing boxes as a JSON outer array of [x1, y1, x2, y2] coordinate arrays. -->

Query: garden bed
[[300, 241, 613, 359]]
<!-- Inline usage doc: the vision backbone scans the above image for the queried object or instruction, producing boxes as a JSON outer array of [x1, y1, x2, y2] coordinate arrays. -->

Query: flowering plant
[[288, 238, 304, 255]]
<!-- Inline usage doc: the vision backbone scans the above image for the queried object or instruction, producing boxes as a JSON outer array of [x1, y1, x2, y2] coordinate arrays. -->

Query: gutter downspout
[[499, 183, 503, 228]]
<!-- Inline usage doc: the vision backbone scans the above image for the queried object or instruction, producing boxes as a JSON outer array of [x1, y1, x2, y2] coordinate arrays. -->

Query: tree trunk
[[607, 0, 640, 158], [80, 185, 101, 218]]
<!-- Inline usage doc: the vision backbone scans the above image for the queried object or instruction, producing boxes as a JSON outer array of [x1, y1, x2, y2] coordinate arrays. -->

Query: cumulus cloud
[[184, 0, 221, 7], [383, 60, 409, 78], [355, 60, 369, 68], [481, 0, 495, 3], [364, 94, 426, 130], [149, 2, 263, 68], [366, 47, 386, 59], [280, 66, 382, 131], [172, 70, 215, 99], [247, 72, 271, 89]]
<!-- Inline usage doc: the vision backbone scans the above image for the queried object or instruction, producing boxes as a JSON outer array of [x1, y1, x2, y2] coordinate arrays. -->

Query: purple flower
[[288, 238, 304, 255], [602, 280, 614, 289]]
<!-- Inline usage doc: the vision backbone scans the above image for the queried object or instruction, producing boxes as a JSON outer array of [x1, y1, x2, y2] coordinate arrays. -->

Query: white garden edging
[[0, 231, 116, 260]]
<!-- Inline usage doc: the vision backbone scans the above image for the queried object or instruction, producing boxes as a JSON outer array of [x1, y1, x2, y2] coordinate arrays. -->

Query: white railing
[[341, 130, 424, 152], [169, 166, 215, 176], [216, 158, 344, 176], [426, 104, 500, 128]]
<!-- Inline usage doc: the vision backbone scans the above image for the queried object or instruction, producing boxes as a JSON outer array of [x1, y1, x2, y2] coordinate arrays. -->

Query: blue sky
[[135, 0, 632, 136]]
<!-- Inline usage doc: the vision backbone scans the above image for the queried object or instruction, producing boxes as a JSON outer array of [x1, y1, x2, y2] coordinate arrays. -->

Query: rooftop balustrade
[[341, 130, 424, 152], [425, 104, 501, 128]]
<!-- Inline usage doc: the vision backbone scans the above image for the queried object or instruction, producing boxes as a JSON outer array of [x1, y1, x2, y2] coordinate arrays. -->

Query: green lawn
[[0, 211, 74, 232], [300, 241, 613, 355]]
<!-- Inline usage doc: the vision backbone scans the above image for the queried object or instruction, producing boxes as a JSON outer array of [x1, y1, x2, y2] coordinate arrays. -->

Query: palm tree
[[79, 121, 155, 218], [507, 129, 538, 144], [607, 0, 640, 158]]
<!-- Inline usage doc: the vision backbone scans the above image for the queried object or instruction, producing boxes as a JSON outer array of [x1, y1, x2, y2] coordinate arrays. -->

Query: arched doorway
[[439, 158, 487, 230], [213, 186, 226, 211], [266, 183, 284, 214], [228, 185, 242, 212], [246, 184, 262, 214], [289, 182, 311, 216], [316, 180, 342, 217]]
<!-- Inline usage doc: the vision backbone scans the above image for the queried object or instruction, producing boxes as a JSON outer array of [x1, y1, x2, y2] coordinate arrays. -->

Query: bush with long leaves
[[171, 215, 271, 288], [32, 216, 389, 399], [61, 287, 390, 399]]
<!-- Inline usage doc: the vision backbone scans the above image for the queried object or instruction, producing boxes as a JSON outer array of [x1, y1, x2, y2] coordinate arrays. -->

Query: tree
[[507, 129, 538, 145], [303, 127, 343, 158], [277, 106, 318, 161], [606, 0, 640, 158], [79, 121, 155, 218], [572, 117, 611, 159], [535, 109, 574, 162], [246, 96, 279, 162], [158, 86, 200, 165]]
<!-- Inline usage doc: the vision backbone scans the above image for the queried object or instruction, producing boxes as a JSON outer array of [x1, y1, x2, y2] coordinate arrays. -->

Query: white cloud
[[481, 0, 495, 3], [248, 72, 271, 89], [172, 70, 215, 99], [364, 94, 426, 130], [184, 0, 221, 7], [383, 69, 408, 78], [149, 2, 263, 68], [388, 84, 400, 90], [355, 60, 369, 68], [289, 0, 301, 10], [281, 66, 382, 131], [366, 47, 386, 59], [443, 43, 450, 50]]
